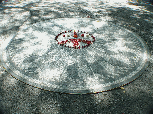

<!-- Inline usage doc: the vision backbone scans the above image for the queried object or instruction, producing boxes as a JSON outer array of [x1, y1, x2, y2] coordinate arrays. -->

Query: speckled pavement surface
[[0, 0, 153, 114]]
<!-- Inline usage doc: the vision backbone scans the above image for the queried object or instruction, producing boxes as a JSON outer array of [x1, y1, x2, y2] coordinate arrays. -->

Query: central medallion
[[55, 30, 95, 49]]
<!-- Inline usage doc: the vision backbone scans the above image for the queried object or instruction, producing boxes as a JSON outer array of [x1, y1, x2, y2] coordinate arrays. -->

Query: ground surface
[[0, 0, 153, 114]]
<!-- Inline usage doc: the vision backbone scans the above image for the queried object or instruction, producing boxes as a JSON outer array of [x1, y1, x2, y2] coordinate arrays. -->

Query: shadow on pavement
[[0, 1, 153, 114]]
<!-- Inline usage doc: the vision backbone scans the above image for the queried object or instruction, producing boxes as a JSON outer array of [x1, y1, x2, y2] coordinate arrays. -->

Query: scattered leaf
[[120, 87, 124, 89]]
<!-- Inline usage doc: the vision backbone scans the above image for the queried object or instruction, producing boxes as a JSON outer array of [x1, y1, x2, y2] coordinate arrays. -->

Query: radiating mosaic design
[[0, 18, 150, 93]]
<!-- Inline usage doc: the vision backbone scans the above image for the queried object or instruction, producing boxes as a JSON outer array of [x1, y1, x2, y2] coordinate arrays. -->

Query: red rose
[[74, 35, 78, 38], [81, 34, 84, 37]]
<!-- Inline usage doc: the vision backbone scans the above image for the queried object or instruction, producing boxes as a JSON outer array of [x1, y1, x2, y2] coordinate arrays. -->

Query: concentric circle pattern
[[0, 18, 150, 94]]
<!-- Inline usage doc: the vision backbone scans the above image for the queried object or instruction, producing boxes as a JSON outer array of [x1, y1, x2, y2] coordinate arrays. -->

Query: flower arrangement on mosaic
[[55, 30, 95, 49]]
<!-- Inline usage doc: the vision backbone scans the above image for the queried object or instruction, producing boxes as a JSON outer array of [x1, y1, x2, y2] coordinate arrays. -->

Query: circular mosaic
[[0, 18, 150, 94]]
